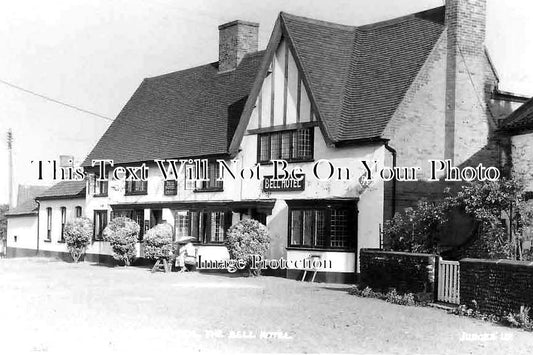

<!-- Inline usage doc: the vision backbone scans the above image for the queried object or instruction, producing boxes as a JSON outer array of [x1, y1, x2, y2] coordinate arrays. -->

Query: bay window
[[173, 209, 230, 244], [288, 201, 356, 250]]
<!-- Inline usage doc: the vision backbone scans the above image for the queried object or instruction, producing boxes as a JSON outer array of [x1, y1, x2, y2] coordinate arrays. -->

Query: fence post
[[433, 255, 440, 302]]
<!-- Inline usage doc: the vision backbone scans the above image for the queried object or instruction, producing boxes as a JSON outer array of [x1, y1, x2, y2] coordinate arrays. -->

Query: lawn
[[0, 258, 532, 354]]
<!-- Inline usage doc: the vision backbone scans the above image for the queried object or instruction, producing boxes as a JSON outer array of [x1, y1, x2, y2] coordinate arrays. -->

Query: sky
[[1, 0, 532, 205]]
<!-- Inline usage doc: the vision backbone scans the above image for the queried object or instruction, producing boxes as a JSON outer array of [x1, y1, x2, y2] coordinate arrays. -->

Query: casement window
[[258, 127, 314, 164], [91, 173, 108, 197], [194, 162, 223, 192], [164, 180, 178, 195], [125, 180, 148, 195], [174, 211, 190, 239], [288, 201, 356, 250], [60, 207, 66, 242], [75, 206, 82, 218], [94, 210, 108, 241], [46, 207, 52, 241], [173, 210, 230, 244]]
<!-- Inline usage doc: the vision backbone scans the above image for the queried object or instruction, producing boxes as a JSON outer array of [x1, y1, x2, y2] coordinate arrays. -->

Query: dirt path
[[0, 258, 531, 354]]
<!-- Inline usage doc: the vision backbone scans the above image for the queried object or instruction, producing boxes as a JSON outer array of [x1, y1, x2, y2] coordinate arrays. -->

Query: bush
[[143, 223, 174, 261], [349, 285, 417, 306], [384, 178, 531, 259], [103, 217, 140, 266], [225, 219, 270, 276], [64, 217, 93, 262]]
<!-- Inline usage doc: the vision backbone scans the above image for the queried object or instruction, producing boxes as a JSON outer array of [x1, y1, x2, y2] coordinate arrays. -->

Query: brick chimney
[[218, 20, 259, 73], [444, 0, 493, 165]]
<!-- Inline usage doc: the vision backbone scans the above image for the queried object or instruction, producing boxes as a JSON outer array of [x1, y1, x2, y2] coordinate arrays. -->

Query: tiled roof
[[499, 96, 533, 132], [82, 51, 265, 165], [5, 199, 38, 217], [37, 181, 86, 200], [84, 7, 445, 164], [281, 7, 445, 142], [16, 185, 49, 206]]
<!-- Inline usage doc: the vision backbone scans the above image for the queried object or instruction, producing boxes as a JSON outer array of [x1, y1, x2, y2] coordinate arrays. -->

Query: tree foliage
[[143, 223, 174, 260], [385, 178, 532, 260], [64, 217, 93, 262], [103, 217, 140, 266], [0, 204, 8, 242], [225, 219, 270, 276]]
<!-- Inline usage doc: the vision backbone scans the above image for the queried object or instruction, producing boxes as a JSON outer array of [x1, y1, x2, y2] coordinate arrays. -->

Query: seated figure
[[176, 241, 196, 272]]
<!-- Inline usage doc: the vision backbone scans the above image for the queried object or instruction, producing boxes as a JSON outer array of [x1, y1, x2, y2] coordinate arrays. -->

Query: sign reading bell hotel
[[262, 175, 305, 192]]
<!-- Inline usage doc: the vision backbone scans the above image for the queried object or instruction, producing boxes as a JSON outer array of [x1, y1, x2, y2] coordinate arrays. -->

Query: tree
[[64, 217, 93, 262], [225, 219, 270, 276], [384, 178, 532, 260], [143, 223, 174, 261], [384, 200, 448, 253], [103, 217, 140, 266], [0, 204, 8, 242]]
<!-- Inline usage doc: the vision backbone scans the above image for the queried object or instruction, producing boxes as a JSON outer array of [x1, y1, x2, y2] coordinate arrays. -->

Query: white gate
[[437, 259, 460, 304]]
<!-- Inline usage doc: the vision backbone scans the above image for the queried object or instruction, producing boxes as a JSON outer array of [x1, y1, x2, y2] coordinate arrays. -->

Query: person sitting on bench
[[176, 241, 196, 272]]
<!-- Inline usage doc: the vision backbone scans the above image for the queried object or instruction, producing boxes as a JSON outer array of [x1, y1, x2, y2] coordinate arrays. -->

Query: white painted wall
[[6, 215, 38, 250], [82, 36, 384, 274]]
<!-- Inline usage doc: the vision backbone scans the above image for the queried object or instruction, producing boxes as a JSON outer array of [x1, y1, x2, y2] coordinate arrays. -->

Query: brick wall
[[382, 0, 501, 219], [360, 249, 436, 294], [460, 258, 533, 315], [218, 20, 259, 72], [511, 132, 533, 192]]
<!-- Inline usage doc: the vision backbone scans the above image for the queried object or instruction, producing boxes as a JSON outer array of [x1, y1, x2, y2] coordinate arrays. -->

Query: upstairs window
[[92, 173, 108, 197], [258, 127, 313, 164], [194, 162, 223, 192], [125, 180, 148, 195]]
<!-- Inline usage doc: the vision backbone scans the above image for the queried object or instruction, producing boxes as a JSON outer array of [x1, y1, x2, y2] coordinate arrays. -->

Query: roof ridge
[[356, 6, 445, 31], [145, 50, 267, 81], [145, 62, 217, 81], [281, 6, 444, 34], [280, 12, 355, 31]]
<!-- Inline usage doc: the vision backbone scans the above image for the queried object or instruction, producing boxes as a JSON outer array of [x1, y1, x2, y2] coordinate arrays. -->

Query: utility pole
[[7, 129, 13, 208]]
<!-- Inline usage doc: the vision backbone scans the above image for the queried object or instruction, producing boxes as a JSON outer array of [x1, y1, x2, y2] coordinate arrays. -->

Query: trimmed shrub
[[64, 217, 93, 263], [103, 217, 139, 266], [225, 219, 270, 276], [143, 223, 174, 261]]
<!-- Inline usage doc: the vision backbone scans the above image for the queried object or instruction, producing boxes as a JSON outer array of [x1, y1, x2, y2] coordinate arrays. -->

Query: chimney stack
[[444, 0, 490, 164], [218, 20, 259, 73]]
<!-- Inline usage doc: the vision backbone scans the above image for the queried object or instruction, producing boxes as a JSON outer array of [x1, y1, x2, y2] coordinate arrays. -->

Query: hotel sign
[[262, 175, 305, 192]]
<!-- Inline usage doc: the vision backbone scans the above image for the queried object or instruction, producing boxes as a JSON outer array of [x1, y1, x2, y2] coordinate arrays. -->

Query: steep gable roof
[[231, 7, 446, 151], [82, 52, 264, 166], [278, 8, 445, 143], [85, 7, 446, 164]]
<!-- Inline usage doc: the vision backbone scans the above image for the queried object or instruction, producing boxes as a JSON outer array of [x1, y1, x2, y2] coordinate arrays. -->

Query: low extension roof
[[36, 181, 86, 200], [5, 199, 39, 217], [499, 96, 533, 133]]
